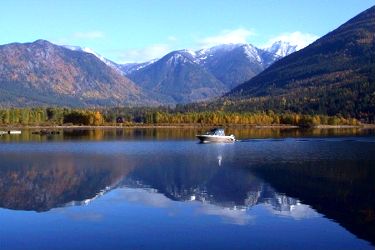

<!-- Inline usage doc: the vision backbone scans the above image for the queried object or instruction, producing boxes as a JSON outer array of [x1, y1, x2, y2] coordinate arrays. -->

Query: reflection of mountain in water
[[0, 151, 298, 214], [123, 157, 299, 213], [0, 153, 133, 212], [0, 148, 373, 246]]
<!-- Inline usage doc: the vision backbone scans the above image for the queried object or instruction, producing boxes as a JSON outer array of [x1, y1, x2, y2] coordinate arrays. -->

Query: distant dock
[[0, 130, 22, 135]]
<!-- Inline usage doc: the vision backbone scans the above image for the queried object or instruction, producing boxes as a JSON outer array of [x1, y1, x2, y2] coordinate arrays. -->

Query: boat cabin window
[[206, 128, 225, 136]]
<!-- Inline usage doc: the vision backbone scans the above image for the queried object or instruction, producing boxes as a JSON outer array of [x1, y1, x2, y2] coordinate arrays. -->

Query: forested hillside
[[224, 6, 375, 122]]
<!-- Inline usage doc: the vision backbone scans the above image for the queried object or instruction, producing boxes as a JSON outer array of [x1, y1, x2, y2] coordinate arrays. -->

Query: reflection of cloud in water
[[195, 202, 254, 225], [114, 188, 174, 208], [114, 187, 254, 225], [64, 186, 113, 208], [265, 202, 319, 220]]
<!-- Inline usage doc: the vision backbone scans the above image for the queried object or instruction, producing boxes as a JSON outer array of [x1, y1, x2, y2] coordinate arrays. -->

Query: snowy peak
[[63, 45, 120, 72], [119, 59, 157, 75], [193, 43, 266, 67], [240, 44, 263, 63], [195, 43, 276, 66], [151, 49, 200, 67], [196, 43, 243, 56], [196, 44, 244, 60], [120, 43, 286, 76], [265, 41, 298, 57], [120, 50, 198, 76]]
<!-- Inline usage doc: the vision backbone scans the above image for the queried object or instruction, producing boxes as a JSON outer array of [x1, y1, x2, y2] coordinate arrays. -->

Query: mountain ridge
[[0, 37, 309, 107], [123, 42, 293, 103]]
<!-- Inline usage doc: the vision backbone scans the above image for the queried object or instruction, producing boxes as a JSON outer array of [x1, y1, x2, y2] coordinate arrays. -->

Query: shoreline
[[1, 123, 374, 130]]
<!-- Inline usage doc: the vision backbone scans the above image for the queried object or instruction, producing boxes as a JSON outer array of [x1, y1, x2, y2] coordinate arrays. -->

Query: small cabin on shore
[[116, 117, 125, 123]]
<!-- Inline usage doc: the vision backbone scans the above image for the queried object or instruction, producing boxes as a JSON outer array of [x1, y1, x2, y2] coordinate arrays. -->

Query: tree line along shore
[[0, 107, 365, 128]]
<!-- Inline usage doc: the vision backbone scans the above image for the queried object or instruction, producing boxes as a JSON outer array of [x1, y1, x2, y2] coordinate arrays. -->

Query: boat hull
[[196, 135, 235, 143]]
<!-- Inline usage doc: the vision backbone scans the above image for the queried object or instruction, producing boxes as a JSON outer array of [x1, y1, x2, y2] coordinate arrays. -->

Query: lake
[[0, 128, 374, 250]]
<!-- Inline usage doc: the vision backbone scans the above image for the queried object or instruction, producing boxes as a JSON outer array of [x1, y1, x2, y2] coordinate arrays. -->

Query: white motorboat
[[196, 128, 235, 143], [8, 130, 22, 134]]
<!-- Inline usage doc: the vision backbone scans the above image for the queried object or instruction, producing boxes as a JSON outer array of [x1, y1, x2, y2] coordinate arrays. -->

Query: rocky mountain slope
[[0, 40, 155, 107], [125, 50, 229, 103]]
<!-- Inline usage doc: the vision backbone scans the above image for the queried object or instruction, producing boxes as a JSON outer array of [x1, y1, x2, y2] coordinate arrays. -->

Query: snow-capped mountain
[[118, 59, 158, 75], [124, 43, 282, 95], [195, 43, 280, 89], [126, 50, 227, 104], [187, 43, 278, 68], [194, 43, 241, 64], [265, 41, 298, 57]]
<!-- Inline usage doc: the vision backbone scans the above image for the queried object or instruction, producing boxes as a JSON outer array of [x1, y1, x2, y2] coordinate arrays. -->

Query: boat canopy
[[206, 128, 225, 136]]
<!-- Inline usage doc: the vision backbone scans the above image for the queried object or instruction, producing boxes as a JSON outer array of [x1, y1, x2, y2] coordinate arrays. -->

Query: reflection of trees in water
[[1, 128, 373, 142], [251, 160, 375, 245], [62, 127, 371, 140], [0, 153, 134, 212]]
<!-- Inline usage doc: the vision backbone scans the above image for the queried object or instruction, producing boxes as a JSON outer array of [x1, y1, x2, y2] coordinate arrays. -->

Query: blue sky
[[1, 0, 373, 63]]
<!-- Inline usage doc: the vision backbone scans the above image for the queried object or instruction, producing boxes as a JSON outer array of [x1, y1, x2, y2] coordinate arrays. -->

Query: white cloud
[[113, 187, 253, 225], [116, 35, 180, 63], [266, 202, 319, 220], [115, 188, 173, 208], [117, 43, 171, 63], [196, 202, 254, 225], [263, 31, 318, 50], [73, 31, 105, 40], [197, 28, 255, 48]]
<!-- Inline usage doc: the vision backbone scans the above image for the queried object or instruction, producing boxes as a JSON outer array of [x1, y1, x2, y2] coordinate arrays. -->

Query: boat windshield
[[206, 128, 225, 136]]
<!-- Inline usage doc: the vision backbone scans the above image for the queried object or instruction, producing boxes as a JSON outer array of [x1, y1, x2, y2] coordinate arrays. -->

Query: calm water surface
[[0, 128, 374, 250]]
